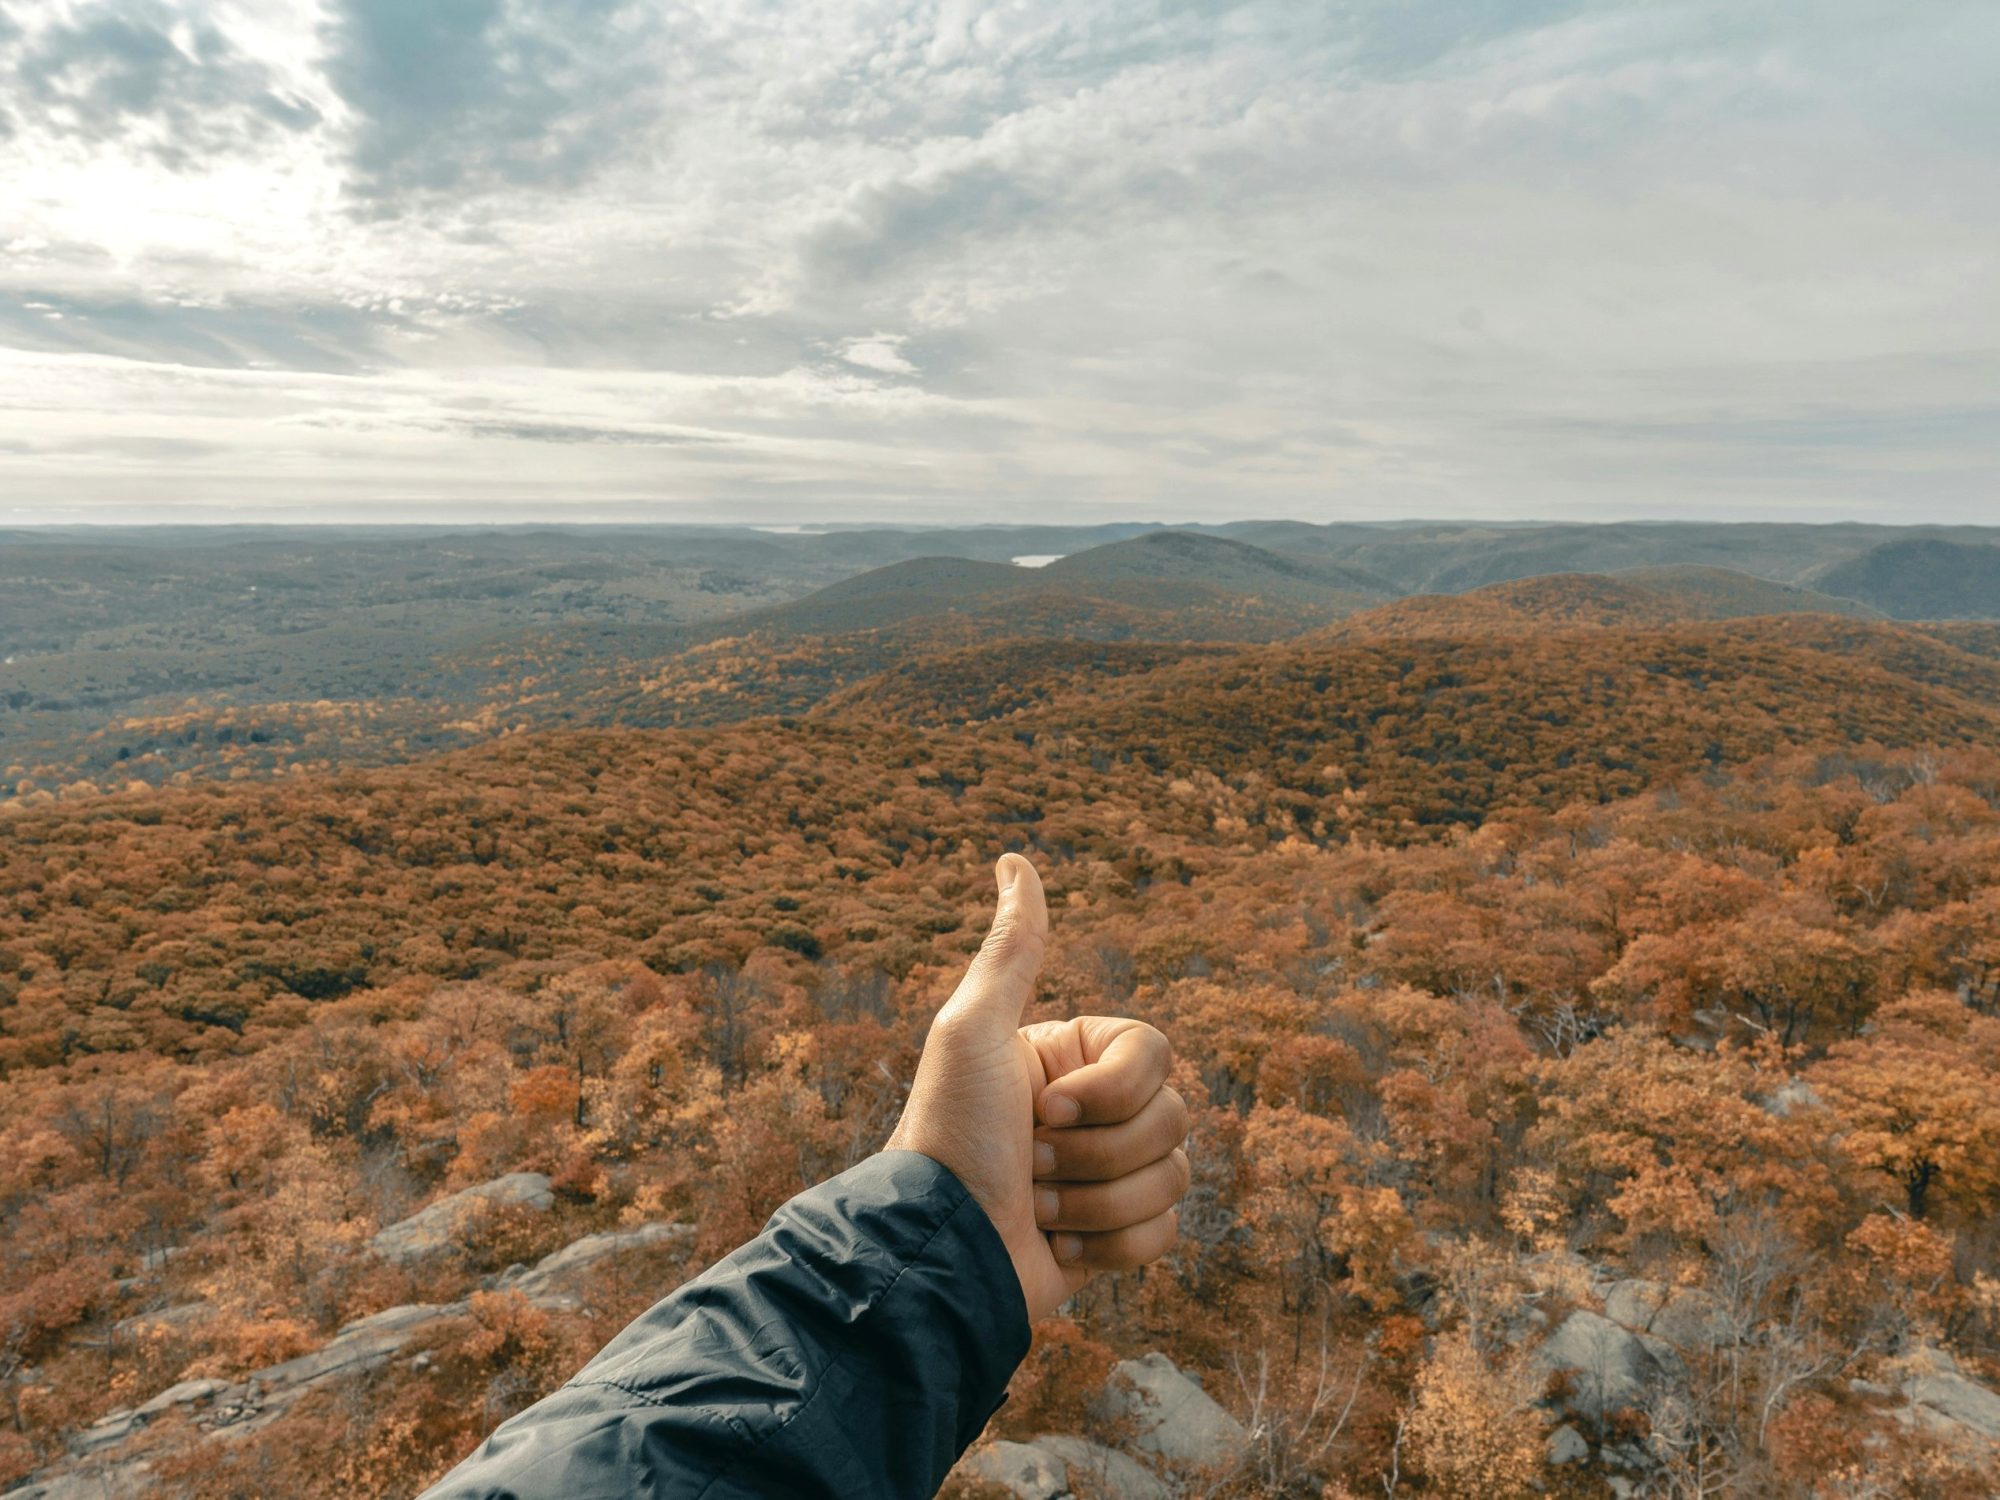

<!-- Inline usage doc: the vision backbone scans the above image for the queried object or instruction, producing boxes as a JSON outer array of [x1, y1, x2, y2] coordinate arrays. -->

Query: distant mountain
[[1320, 574, 1684, 639], [1812, 539, 2000, 619], [726, 531, 1391, 643], [1041, 530, 1395, 602], [730, 556, 1032, 634], [1205, 520, 2000, 596], [1315, 568, 1877, 643], [789, 522, 1163, 569], [1615, 566, 1881, 620], [12, 521, 2000, 793], [577, 533, 1397, 728]]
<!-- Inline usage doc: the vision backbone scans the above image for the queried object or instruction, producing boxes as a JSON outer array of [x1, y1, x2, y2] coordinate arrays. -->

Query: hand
[[886, 853, 1190, 1321]]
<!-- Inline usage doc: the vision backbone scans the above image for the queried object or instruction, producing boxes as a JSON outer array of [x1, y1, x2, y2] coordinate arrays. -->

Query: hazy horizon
[[5, 513, 2000, 535]]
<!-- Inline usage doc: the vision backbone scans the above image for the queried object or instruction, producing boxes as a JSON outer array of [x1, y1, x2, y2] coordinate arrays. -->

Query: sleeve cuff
[[857, 1150, 1031, 1443]]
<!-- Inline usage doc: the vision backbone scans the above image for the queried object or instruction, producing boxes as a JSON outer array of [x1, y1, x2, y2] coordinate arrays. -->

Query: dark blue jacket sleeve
[[419, 1150, 1031, 1500]]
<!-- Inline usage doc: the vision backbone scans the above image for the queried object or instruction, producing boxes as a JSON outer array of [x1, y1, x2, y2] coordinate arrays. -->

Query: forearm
[[420, 1151, 1029, 1500]]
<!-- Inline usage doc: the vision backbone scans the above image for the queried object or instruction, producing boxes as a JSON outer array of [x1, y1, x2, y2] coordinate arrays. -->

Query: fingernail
[[1052, 1233, 1083, 1265], [1034, 1141, 1057, 1174], [1035, 1187, 1059, 1225], [1044, 1093, 1079, 1126], [996, 855, 1018, 896]]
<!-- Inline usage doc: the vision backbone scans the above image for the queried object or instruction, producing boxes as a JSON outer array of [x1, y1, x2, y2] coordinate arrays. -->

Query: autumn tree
[[1812, 991, 2000, 1222]]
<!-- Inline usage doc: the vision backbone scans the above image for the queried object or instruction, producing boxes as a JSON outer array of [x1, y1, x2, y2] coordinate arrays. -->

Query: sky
[[0, 0, 1995, 527]]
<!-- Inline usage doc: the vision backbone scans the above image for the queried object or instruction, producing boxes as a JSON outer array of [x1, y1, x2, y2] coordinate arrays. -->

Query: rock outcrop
[[1898, 1346, 2000, 1444], [493, 1221, 691, 1308], [5, 1219, 686, 1499], [1032, 1437, 1170, 1500], [1095, 1352, 1248, 1471], [1546, 1423, 1590, 1465], [1601, 1278, 1732, 1350], [961, 1440, 1077, 1499], [369, 1172, 556, 1264], [958, 1352, 1247, 1499], [1531, 1309, 1684, 1422]]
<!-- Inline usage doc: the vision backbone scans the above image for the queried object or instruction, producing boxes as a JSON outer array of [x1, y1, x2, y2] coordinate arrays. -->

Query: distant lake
[[1012, 554, 1063, 568]]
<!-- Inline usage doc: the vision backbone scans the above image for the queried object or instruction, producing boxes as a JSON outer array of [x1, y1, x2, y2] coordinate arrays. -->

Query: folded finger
[[1048, 1209, 1180, 1272], [1038, 1020, 1171, 1127], [1035, 1148, 1189, 1231], [1034, 1086, 1187, 1181]]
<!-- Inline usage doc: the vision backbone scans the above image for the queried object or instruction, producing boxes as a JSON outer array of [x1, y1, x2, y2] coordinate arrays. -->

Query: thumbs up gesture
[[887, 854, 1191, 1320]]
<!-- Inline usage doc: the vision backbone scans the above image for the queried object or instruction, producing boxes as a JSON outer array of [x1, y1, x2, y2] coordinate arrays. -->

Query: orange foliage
[[3, 606, 2000, 1498]]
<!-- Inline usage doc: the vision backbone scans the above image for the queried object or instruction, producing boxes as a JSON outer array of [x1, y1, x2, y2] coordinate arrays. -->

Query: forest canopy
[[2, 554, 1998, 1498]]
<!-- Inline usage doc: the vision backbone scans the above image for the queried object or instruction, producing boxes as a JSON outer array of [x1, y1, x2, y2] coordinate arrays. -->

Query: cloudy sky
[[0, 0, 1994, 526]]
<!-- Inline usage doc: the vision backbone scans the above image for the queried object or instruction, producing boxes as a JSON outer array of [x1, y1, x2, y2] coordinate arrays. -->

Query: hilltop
[[1040, 530, 1394, 602], [1311, 568, 1879, 642], [1814, 537, 2000, 619], [1616, 564, 1881, 619], [996, 617, 2000, 831], [729, 531, 1390, 640], [553, 533, 1395, 734], [1211, 519, 2000, 604]]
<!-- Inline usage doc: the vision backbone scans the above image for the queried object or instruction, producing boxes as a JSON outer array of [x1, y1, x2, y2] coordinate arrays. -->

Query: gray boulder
[[2, 1460, 152, 1499], [1033, 1436, 1170, 1500], [19, 1218, 704, 1497], [1603, 1279, 1732, 1349], [1532, 1310, 1684, 1420], [111, 1301, 205, 1339], [1096, 1353, 1248, 1472], [1546, 1424, 1590, 1465], [255, 1302, 454, 1390], [134, 1377, 229, 1419], [1902, 1347, 2000, 1442], [959, 1440, 1076, 1499], [370, 1173, 554, 1264], [68, 1411, 142, 1457], [495, 1221, 692, 1306]]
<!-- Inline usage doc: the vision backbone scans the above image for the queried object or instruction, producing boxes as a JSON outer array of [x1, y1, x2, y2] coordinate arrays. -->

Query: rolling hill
[[812, 639, 1233, 727], [9, 523, 2000, 801], [997, 615, 2000, 833], [1204, 519, 2000, 604], [1813, 538, 2000, 619], [729, 531, 1394, 641], [727, 556, 1032, 634], [1312, 568, 1880, 642], [1039, 530, 1395, 603], [1615, 565, 1881, 619]]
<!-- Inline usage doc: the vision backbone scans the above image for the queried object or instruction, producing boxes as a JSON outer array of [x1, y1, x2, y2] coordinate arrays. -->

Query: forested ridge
[[3, 574, 1999, 1497]]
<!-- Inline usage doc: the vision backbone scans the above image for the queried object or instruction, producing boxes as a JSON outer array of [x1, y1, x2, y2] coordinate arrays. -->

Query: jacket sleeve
[[418, 1149, 1032, 1500]]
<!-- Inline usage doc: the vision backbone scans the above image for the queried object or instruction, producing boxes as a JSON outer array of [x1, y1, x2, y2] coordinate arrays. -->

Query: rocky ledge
[[5, 1218, 690, 1500]]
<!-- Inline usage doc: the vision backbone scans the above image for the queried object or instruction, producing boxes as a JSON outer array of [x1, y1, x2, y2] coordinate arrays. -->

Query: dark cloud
[[0, 1, 319, 168], [322, 0, 667, 214]]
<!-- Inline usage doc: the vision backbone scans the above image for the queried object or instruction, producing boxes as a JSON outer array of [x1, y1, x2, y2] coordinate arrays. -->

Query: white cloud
[[838, 334, 917, 375], [0, 0, 1996, 522]]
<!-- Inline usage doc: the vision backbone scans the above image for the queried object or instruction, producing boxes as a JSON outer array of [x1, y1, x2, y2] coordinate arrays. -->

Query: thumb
[[940, 853, 1049, 1035]]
